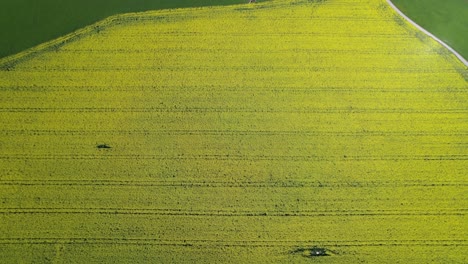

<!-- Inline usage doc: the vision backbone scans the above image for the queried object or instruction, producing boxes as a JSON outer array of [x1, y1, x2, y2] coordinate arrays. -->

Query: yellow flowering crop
[[0, 0, 466, 262]]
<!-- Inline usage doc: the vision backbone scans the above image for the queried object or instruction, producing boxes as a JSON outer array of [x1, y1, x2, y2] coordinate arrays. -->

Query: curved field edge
[[1, 0, 467, 72], [0, 1, 270, 71], [387, 0, 468, 67], [0, 0, 248, 59], [390, 0, 468, 63]]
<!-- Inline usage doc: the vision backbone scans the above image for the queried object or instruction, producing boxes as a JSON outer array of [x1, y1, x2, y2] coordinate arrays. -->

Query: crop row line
[[1, 129, 465, 136], [0, 208, 465, 217], [0, 107, 466, 113], [2, 86, 465, 93], [0, 238, 465, 247], [14, 66, 459, 73], [0, 154, 466, 161], [56, 48, 433, 55], [0, 180, 465, 188], [110, 31, 411, 37]]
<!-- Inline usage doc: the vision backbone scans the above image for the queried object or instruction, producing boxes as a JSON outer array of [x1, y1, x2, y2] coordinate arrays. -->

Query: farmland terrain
[[0, 0, 245, 58], [391, 0, 468, 60], [0, 0, 467, 263]]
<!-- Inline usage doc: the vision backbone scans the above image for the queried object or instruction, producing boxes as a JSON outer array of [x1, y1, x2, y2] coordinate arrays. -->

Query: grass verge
[[0, 0, 245, 58], [391, 0, 468, 59]]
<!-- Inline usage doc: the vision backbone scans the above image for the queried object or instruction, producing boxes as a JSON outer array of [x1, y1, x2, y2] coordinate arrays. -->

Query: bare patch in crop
[[290, 247, 333, 258], [96, 144, 112, 149]]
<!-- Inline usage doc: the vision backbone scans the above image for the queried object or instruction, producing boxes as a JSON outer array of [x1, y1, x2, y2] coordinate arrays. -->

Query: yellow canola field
[[0, 0, 467, 263]]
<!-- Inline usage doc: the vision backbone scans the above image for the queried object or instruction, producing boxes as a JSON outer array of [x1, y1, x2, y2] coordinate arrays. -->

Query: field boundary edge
[[386, 0, 468, 67], [0, 1, 261, 70], [2, 0, 467, 69]]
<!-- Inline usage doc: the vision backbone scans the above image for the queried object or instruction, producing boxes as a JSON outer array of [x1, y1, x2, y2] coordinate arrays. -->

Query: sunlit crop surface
[[0, 0, 467, 262]]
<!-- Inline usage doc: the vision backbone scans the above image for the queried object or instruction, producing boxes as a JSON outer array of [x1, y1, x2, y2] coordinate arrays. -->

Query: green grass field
[[0, 0, 245, 59], [392, 0, 468, 59]]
